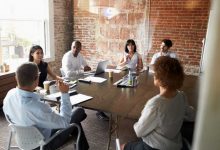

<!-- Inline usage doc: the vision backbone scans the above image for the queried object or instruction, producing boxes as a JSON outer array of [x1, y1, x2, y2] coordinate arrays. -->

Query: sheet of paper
[[84, 76, 107, 83], [45, 90, 76, 99], [105, 69, 121, 73], [70, 93, 93, 105], [115, 66, 128, 71]]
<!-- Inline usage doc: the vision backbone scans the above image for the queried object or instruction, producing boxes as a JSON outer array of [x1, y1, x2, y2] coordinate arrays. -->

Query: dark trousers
[[43, 107, 89, 150], [124, 139, 158, 150]]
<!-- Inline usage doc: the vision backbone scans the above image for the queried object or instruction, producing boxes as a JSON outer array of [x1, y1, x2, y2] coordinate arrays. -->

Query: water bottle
[[128, 69, 133, 86]]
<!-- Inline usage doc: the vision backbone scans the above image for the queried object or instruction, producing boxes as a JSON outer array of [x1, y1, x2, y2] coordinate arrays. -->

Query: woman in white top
[[122, 56, 195, 150], [118, 39, 143, 71]]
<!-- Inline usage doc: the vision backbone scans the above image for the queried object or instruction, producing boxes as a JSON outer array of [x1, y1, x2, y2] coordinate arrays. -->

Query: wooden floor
[[0, 108, 138, 150]]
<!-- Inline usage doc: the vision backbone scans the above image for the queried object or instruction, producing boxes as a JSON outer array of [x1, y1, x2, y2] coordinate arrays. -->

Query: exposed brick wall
[[49, 0, 210, 75], [73, 0, 210, 75], [147, 0, 210, 75], [49, 0, 73, 76], [73, 0, 149, 70]]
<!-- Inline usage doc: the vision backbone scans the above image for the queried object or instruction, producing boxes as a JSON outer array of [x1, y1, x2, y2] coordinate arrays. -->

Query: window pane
[[0, 0, 50, 72], [0, 19, 45, 71]]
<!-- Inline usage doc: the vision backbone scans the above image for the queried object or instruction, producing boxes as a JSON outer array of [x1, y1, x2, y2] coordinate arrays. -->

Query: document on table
[[45, 90, 77, 100], [70, 93, 93, 105], [84, 76, 107, 83], [105, 69, 122, 73]]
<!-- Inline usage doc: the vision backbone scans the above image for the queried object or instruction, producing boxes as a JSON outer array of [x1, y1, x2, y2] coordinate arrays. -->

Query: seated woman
[[29, 45, 63, 87], [121, 56, 195, 150], [118, 39, 143, 71]]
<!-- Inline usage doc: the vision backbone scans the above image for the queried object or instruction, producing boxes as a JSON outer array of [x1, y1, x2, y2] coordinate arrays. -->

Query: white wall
[[192, 0, 220, 149]]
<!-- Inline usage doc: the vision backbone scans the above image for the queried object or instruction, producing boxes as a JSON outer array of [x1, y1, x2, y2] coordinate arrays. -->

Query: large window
[[0, 0, 54, 71]]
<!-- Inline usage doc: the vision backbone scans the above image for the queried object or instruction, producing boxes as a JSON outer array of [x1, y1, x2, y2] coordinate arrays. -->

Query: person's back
[[3, 62, 71, 138], [139, 92, 187, 150], [122, 56, 195, 150], [3, 62, 89, 149]]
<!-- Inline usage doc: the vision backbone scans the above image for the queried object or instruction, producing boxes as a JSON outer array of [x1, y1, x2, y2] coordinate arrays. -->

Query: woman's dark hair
[[162, 39, 173, 48], [29, 45, 43, 62], [125, 39, 137, 53], [154, 56, 184, 90]]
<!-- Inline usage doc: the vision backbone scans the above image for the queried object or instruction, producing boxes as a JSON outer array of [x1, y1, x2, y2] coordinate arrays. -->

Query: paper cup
[[109, 71, 113, 78], [43, 81, 50, 92]]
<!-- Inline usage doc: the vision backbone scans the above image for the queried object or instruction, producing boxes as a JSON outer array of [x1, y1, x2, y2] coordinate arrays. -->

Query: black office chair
[[181, 121, 195, 150]]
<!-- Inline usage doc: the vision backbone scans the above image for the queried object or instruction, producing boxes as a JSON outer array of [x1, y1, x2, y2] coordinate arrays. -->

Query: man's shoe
[[96, 111, 109, 121]]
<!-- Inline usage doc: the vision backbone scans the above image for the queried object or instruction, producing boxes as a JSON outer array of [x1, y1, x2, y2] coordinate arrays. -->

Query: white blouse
[[124, 52, 141, 71]]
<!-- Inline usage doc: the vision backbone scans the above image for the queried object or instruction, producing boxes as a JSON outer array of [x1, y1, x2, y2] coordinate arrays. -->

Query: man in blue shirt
[[3, 62, 89, 149]]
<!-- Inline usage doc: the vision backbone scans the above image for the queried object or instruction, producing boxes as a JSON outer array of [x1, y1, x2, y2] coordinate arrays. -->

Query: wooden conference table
[[75, 70, 199, 119], [46, 69, 200, 149], [72, 70, 200, 149]]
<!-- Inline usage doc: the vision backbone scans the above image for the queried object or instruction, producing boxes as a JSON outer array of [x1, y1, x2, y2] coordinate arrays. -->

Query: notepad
[[70, 93, 93, 105], [83, 76, 107, 83]]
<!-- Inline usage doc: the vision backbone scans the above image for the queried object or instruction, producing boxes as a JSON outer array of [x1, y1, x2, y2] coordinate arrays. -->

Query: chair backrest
[[5, 115, 81, 150], [9, 124, 45, 150], [60, 68, 65, 77]]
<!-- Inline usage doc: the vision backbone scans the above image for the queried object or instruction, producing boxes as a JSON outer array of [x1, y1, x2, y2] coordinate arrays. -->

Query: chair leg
[[7, 131, 13, 150]]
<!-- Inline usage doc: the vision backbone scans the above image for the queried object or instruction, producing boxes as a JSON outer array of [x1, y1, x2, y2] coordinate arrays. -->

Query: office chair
[[7, 123, 81, 150]]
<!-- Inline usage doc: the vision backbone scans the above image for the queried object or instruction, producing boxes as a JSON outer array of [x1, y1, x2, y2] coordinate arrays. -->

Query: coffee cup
[[43, 81, 50, 93], [109, 71, 113, 78]]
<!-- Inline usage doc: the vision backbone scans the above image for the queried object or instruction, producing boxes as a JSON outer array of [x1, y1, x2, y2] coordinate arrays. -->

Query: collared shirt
[[134, 91, 195, 150], [3, 88, 72, 139], [150, 51, 177, 65], [62, 50, 88, 77]]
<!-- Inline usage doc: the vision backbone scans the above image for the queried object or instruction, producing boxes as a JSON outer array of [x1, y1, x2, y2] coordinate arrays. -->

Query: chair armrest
[[45, 123, 81, 148]]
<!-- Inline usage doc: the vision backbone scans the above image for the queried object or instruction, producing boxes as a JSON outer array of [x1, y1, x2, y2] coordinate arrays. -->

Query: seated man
[[150, 39, 177, 65], [62, 40, 91, 77], [3, 62, 89, 150], [62, 40, 109, 121]]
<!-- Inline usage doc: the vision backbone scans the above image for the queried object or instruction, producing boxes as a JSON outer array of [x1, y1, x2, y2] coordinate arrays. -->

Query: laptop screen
[[94, 60, 109, 75]]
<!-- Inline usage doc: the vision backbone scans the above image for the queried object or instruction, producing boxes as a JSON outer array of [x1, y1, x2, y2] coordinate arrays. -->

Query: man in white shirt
[[3, 62, 89, 150], [150, 39, 177, 65], [62, 40, 109, 121], [62, 40, 91, 77]]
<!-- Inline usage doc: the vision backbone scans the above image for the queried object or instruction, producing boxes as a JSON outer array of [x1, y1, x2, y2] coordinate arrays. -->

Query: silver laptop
[[84, 60, 109, 75]]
